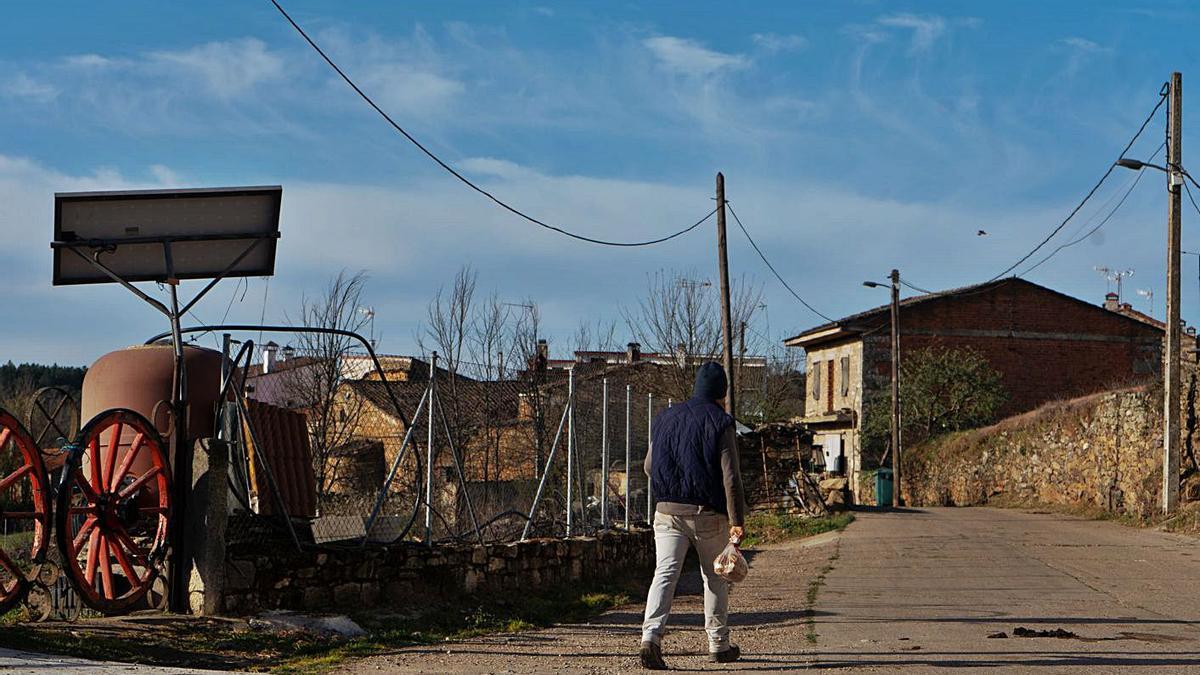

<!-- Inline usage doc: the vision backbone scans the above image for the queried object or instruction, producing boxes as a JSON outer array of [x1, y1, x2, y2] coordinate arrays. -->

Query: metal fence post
[[601, 378, 609, 528], [624, 384, 631, 529], [521, 402, 570, 541], [566, 367, 575, 537], [425, 351, 438, 546], [646, 392, 653, 523]]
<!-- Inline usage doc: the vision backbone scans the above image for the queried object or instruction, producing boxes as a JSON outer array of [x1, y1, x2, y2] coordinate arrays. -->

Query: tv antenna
[[1136, 288, 1155, 315], [1094, 266, 1134, 302]]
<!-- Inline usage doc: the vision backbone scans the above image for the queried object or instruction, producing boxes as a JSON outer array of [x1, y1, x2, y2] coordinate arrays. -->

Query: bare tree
[[622, 270, 764, 409], [572, 318, 619, 355], [285, 270, 372, 503]]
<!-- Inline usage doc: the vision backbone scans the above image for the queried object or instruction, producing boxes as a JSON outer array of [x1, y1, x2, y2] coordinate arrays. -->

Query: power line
[[1183, 171, 1200, 220], [899, 279, 934, 294], [987, 88, 1168, 282], [269, 0, 716, 248], [725, 202, 835, 323], [1018, 142, 1164, 276]]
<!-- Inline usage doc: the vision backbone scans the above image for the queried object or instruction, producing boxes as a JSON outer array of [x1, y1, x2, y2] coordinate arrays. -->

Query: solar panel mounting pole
[[163, 246, 193, 614]]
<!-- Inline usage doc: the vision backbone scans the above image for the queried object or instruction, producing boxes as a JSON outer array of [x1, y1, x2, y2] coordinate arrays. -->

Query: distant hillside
[[0, 361, 87, 416]]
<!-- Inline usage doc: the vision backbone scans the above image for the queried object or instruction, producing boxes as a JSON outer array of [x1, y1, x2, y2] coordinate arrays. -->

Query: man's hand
[[729, 525, 745, 544]]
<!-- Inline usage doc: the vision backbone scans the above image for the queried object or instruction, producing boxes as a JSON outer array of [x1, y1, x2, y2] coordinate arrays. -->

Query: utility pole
[[716, 172, 736, 417], [1165, 71, 1183, 514], [890, 269, 901, 509]]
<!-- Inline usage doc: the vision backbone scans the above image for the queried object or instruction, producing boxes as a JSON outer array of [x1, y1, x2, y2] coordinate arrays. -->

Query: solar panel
[[52, 186, 282, 285]]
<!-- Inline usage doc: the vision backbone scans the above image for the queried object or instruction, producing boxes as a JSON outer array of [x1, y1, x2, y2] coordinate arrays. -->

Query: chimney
[[626, 342, 641, 363], [262, 341, 279, 374], [1103, 292, 1120, 311], [534, 339, 549, 371]]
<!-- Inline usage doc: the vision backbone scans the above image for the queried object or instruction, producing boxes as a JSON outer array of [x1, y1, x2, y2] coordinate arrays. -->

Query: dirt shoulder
[[335, 528, 841, 674]]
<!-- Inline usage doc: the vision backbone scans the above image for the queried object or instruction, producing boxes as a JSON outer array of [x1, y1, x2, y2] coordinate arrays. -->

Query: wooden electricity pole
[[716, 172, 736, 417], [1165, 72, 1183, 513], [890, 269, 901, 508]]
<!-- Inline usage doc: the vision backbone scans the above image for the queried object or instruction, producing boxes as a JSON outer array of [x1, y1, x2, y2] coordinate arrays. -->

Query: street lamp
[[1116, 157, 1170, 173], [863, 270, 901, 509], [357, 306, 376, 348]]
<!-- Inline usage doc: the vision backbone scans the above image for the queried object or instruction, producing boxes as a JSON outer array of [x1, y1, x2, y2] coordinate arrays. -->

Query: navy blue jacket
[[649, 396, 735, 515]]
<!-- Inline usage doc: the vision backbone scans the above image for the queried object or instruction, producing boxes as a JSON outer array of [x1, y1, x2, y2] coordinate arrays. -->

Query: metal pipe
[[520, 403, 571, 541], [625, 384, 631, 529], [435, 391, 484, 545], [646, 392, 653, 523], [425, 352, 438, 546], [362, 387, 428, 543], [601, 378, 609, 528], [566, 368, 575, 537]]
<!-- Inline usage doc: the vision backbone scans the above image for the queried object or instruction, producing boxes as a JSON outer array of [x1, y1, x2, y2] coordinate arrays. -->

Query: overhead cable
[[1019, 142, 1164, 276], [269, 0, 715, 247], [725, 203, 835, 323], [987, 88, 1168, 282]]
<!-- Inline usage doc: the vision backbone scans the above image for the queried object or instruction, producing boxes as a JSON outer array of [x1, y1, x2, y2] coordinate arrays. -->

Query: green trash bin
[[875, 468, 894, 507]]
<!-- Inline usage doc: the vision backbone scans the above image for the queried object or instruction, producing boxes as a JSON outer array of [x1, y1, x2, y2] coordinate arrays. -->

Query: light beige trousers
[[641, 511, 731, 652]]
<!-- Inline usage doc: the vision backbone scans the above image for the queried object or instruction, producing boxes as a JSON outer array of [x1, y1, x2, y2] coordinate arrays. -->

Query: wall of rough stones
[[221, 529, 654, 616], [902, 388, 1164, 518]]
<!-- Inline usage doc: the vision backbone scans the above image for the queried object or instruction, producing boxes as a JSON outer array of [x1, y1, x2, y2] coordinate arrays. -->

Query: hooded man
[[639, 361, 746, 670]]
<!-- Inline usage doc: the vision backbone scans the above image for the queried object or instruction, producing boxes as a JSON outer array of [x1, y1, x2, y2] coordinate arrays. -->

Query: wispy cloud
[[3, 72, 59, 102], [643, 36, 749, 78], [1059, 36, 1112, 76], [877, 13, 947, 53], [752, 33, 808, 53], [147, 38, 284, 99]]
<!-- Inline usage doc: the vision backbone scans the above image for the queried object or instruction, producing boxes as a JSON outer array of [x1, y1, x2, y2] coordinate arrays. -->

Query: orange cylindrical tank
[[81, 344, 223, 471]]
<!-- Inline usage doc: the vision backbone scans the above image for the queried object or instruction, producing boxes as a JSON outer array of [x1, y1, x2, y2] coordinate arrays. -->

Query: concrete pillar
[[188, 437, 230, 615]]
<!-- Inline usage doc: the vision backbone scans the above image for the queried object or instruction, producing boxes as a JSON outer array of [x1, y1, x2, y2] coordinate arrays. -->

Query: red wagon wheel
[[0, 409, 52, 615], [55, 409, 171, 615]]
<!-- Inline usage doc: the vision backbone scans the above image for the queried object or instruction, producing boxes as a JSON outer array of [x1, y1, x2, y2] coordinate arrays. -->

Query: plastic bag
[[713, 539, 748, 583]]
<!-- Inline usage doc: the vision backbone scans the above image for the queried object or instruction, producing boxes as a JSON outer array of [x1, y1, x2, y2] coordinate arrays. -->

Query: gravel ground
[[338, 531, 839, 674]]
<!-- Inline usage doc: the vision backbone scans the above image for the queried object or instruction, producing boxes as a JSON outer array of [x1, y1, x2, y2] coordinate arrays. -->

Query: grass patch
[[0, 580, 642, 674], [741, 512, 854, 549], [804, 541, 840, 644]]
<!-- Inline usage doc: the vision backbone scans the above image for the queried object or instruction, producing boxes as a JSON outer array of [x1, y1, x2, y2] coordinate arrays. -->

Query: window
[[811, 361, 821, 400], [826, 361, 835, 413], [840, 357, 850, 398]]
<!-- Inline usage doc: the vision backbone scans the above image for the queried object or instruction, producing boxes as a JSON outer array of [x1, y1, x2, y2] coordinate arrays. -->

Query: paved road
[[818, 507, 1200, 673], [343, 507, 1200, 673]]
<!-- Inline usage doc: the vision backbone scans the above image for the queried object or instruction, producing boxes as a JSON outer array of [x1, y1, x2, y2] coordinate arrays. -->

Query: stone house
[[784, 278, 1164, 501]]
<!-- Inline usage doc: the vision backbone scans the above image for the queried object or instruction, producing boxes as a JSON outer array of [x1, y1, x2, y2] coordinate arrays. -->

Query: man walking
[[640, 362, 746, 670]]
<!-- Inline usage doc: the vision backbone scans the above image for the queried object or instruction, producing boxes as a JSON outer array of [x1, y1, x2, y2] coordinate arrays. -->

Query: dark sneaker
[[710, 644, 741, 663], [640, 640, 669, 670]]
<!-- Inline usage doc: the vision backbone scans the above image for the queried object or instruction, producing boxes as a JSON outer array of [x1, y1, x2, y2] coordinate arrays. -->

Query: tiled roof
[[785, 277, 1166, 344]]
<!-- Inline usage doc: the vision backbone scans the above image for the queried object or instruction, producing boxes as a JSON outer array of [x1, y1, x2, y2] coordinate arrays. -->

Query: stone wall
[[902, 388, 1164, 518], [221, 529, 654, 616]]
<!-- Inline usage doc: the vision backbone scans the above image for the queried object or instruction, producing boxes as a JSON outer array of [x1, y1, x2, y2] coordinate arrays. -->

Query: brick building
[[784, 278, 1163, 500]]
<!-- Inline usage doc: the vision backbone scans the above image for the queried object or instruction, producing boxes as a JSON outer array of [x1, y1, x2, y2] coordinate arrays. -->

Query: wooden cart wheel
[[55, 409, 171, 615], [0, 409, 52, 615]]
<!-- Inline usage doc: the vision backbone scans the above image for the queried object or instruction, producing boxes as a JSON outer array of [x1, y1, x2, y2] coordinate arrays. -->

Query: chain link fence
[[222, 335, 676, 552]]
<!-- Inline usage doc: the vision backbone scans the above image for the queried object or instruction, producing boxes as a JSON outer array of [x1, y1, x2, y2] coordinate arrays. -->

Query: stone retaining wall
[[902, 389, 1164, 518], [221, 529, 654, 615]]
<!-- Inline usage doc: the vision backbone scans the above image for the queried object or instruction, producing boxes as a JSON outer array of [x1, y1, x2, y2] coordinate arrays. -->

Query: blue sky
[[2, 1, 1199, 365]]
